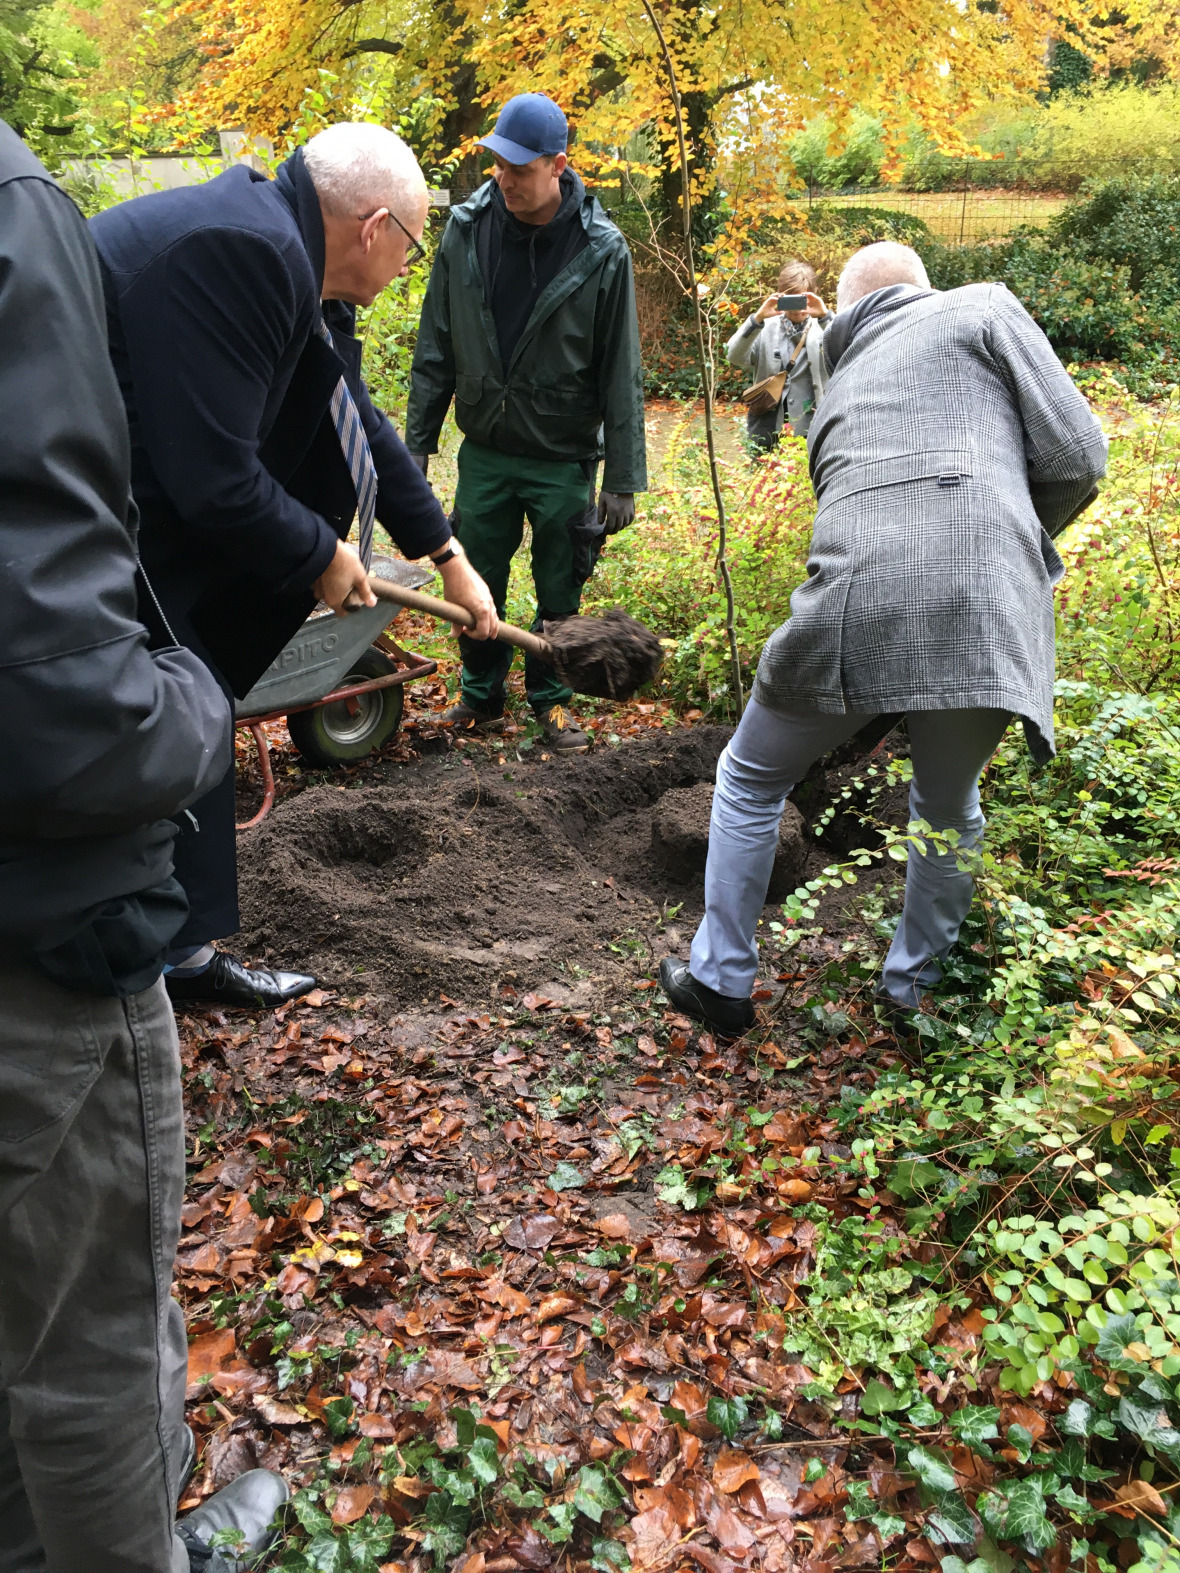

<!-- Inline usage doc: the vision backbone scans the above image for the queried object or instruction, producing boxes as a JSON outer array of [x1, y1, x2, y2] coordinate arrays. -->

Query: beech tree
[[1, 0, 94, 150], [153, 0, 1179, 239]]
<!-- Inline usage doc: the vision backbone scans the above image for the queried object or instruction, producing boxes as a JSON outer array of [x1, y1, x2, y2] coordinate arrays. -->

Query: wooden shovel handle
[[365, 575, 551, 660]]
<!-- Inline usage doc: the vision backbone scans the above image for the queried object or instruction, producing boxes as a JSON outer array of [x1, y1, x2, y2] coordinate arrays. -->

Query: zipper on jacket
[[457, 184, 615, 376]]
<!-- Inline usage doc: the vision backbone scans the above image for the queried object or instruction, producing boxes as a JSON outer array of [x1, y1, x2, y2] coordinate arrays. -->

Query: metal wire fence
[[798, 185, 1068, 246], [795, 157, 1177, 246]]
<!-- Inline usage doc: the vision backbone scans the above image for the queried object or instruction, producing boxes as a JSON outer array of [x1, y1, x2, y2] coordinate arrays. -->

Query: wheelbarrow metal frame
[[235, 637, 437, 830]]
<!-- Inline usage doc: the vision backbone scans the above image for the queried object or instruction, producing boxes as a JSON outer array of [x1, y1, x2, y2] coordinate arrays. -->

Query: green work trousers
[[452, 439, 600, 712]]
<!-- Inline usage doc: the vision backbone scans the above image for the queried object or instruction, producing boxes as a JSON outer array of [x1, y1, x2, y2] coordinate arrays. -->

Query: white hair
[[303, 122, 427, 219], [836, 241, 931, 312]]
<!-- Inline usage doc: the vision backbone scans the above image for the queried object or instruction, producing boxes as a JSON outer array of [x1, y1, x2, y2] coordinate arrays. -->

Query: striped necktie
[[314, 315, 377, 569]]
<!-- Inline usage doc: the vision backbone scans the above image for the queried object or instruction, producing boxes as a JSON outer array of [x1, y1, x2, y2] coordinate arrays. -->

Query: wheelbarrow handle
[[363, 575, 551, 661]]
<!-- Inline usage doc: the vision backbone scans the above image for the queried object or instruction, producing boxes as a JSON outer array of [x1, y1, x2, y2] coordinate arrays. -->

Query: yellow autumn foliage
[[146, 0, 1180, 241]]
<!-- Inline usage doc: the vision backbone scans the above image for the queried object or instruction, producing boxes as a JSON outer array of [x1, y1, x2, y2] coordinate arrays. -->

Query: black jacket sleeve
[[0, 173, 231, 839], [404, 234, 457, 456], [115, 225, 340, 594], [352, 374, 451, 557]]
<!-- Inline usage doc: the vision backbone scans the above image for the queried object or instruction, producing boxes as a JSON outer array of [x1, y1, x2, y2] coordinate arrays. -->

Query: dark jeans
[[0, 960, 189, 1572], [744, 405, 781, 454], [167, 751, 238, 954], [167, 649, 238, 955]]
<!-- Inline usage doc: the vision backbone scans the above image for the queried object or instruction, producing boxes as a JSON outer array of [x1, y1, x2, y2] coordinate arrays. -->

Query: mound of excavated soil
[[651, 784, 807, 901], [236, 728, 731, 1007], [235, 721, 914, 1009]]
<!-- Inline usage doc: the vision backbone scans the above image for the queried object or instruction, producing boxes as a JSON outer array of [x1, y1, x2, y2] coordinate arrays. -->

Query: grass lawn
[[801, 186, 1071, 243]]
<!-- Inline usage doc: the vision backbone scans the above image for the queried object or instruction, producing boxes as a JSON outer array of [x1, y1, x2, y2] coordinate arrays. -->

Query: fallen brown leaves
[[172, 933, 1121, 1570], [172, 982, 831, 1545]]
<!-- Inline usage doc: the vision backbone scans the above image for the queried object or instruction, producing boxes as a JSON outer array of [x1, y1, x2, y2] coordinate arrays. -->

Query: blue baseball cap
[[478, 93, 568, 166]]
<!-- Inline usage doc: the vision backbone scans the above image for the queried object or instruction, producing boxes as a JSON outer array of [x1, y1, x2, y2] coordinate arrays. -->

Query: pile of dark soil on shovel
[[544, 607, 665, 699], [235, 724, 909, 1008]]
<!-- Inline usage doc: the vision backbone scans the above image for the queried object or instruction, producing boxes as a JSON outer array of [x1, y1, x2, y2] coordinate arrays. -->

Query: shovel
[[360, 575, 663, 702]]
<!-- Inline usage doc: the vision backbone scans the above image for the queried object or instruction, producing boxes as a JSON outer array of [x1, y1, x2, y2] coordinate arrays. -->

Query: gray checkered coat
[[753, 283, 1108, 759]]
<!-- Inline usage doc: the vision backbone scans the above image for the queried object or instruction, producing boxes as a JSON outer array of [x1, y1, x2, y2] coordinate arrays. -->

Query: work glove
[[409, 453, 429, 478], [597, 490, 635, 535]]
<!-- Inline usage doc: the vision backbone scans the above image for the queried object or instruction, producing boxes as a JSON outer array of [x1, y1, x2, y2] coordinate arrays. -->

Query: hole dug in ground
[[235, 723, 908, 1008]]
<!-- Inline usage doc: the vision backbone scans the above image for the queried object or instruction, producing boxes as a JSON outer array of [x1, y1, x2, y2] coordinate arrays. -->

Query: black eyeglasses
[[362, 207, 426, 266]]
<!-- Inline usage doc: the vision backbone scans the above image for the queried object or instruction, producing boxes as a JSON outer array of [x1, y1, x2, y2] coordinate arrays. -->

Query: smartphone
[[778, 293, 808, 311]]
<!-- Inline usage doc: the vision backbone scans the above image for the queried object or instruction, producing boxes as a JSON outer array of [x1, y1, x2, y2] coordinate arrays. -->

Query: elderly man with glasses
[[90, 123, 498, 1009]]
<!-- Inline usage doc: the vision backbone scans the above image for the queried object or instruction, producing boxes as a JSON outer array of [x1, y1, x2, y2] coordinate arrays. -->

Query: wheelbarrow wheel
[[286, 647, 405, 767]]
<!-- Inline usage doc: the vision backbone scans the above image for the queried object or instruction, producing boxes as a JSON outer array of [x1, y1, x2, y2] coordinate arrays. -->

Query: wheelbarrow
[[234, 557, 438, 830]]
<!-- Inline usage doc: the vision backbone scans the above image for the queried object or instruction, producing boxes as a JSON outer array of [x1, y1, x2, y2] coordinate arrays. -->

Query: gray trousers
[[690, 701, 1011, 1005], [0, 961, 190, 1573]]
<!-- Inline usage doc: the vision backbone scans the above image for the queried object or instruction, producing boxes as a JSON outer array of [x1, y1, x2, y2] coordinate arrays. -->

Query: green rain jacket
[[405, 180, 647, 494]]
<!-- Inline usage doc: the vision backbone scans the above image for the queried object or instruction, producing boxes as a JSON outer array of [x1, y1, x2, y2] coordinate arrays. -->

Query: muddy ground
[[235, 722, 910, 1014]]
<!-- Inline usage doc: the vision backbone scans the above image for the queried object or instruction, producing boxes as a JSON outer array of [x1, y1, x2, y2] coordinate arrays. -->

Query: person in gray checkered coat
[[662, 242, 1108, 1031]]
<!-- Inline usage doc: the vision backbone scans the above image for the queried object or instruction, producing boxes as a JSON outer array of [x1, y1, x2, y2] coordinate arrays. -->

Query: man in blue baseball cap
[[479, 90, 569, 169], [407, 92, 648, 752]]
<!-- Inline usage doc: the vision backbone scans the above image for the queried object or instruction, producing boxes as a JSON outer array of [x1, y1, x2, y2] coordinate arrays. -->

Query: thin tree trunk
[[432, 1, 486, 195], [640, 0, 744, 718]]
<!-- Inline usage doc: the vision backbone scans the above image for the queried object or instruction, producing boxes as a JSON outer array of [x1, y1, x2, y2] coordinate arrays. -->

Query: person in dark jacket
[[91, 122, 498, 1009], [0, 119, 288, 1573], [405, 93, 647, 753]]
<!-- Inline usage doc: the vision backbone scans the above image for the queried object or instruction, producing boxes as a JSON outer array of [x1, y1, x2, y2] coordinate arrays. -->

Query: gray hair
[[836, 241, 931, 312], [303, 122, 427, 219]]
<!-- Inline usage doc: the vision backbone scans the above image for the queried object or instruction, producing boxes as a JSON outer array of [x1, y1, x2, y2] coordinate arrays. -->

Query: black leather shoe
[[177, 1468, 288, 1570], [166, 952, 316, 1009], [658, 958, 756, 1038]]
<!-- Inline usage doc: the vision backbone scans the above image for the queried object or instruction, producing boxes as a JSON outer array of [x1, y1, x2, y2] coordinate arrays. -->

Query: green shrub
[[896, 101, 1047, 191], [1056, 417, 1180, 693], [1046, 36, 1094, 96], [582, 426, 815, 710], [1030, 80, 1180, 177], [787, 111, 885, 191], [637, 296, 747, 400], [926, 232, 1167, 362], [355, 255, 434, 422], [805, 204, 932, 248], [900, 132, 1037, 194], [1052, 171, 1180, 296], [915, 173, 1180, 379], [0, 0, 96, 157], [900, 82, 1180, 192]]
